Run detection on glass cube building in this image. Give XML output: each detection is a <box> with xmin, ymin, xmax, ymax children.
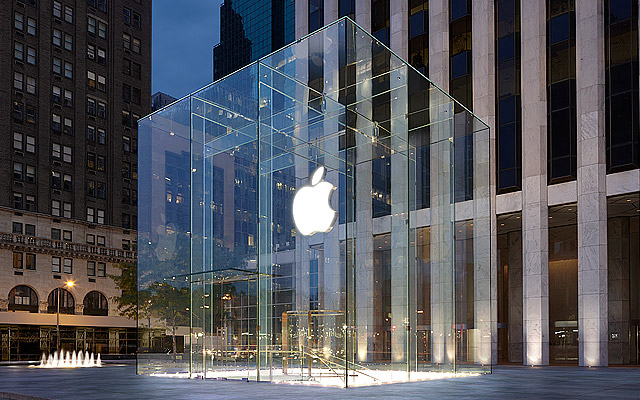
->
<box><xmin>138</xmin><ymin>17</ymin><xmax>491</xmax><ymax>387</ymax></box>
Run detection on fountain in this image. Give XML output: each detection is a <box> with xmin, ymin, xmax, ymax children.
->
<box><xmin>36</xmin><ymin>350</ymin><xmax>102</xmax><ymax>368</ymax></box>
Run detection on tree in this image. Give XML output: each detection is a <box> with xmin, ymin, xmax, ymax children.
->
<box><xmin>148</xmin><ymin>281</ymin><xmax>190</xmax><ymax>354</ymax></box>
<box><xmin>109</xmin><ymin>261</ymin><xmax>138</xmax><ymax>319</ymax></box>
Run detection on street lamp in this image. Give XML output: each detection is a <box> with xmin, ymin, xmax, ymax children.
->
<box><xmin>56</xmin><ymin>280</ymin><xmax>74</xmax><ymax>351</ymax></box>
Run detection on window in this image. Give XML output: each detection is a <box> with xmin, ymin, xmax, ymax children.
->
<box><xmin>123</xmin><ymin>136</ymin><xmax>131</xmax><ymax>152</ymax></box>
<box><xmin>52</xmin><ymin>200</ymin><xmax>61</xmax><ymax>216</ymax></box>
<box><xmin>87</xmin><ymin>125</ymin><xmax>96</xmax><ymax>141</ymax></box>
<box><xmin>132</xmin><ymin>38</ymin><xmax>141</xmax><ymax>54</ymax></box>
<box><xmin>97</xmin><ymin>101</ymin><xmax>106</xmax><ymax>118</ymax></box>
<box><xmin>13</xmin><ymin>162</ymin><xmax>23</xmax><ymax>180</ymax></box>
<box><xmin>52</xmin><ymin>171</ymin><xmax>61</xmax><ymax>189</ymax></box>
<box><xmin>13</xmin><ymin>252</ymin><xmax>23</xmax><ymax>269</ymax></box>
<box><xmin>14</xmin><ymin>193</ymin><xmax>23</xmax><ymax>209</ymax></box>
<box><xmin>27</xmin><ymin>47</ymin><xmax>36</xmax><ymax>65</ymax></box>
<box><xmin>98</xmin><ymin>0</ymin><xmax>106</xmax><ymax>12</ymax></box>
<box><xmin>86</xmin><ymin>234</ymin><xmax>95</xmax><ymax>244</ymax></box>
<box><xmin>15</xmin><ymin>41</ymin><xmax>24</xmax><ymax>60</ymax></box>
<box><xmin>87</xmin><ymin>153</ymin><xmax>96</xmax><ymax>169</ymax></box>
<box><xmin>52</xmin><ymin>228</ymin><xmax>61</xmax><ymax>240</ymax></box>
<box><xmin>97</xmin><ymin>263</ymin><xmax>106</xmax><ymax>277</ymax></box>
<box><xmin>63</xmin><ymin>258</ymin><xmax>72</xmax><ymax>274</ymax></box>
<box><xmin>27</xmin><ymin>18</ymin><xmax>37</xmax><ymax>35</ymax></box>
<box><xmin>64</xmin><ymin>62</ymin><xmax>73</xmax><ymax>79</ymax></box>
<box><xmin>9</xmin><ymin>286</ymin><xmax>38</xmax><ymax>313</ymax></box>
<box><xmin>122</xmin><ymin>239</ymin><xmax>130</xmax><ymax>250</ymax></box>
<box><xmin>131</xmin><ymin>164</ymin><xmax>137</xmax><ymax>180</ymax></box>
<box><xmin>63</xmin><ymin>174</ymin><xmax>72</xmax><ymax>191</ymax></box>
<box><xmin>122</xmin><ymin>213</ymin><xmax>131</xmax><ymax>229</ymax></box>
<box><xmin>122</xmin><ymin>84</ymin><xmax>131</xmax><ymax>102</ymax></box>
<box><xmin>64</xmin><ymin>6</ymin><xmax>73</xmax><ymax>23</ymax></box>
<box><xmin>132</xmin><ymin>190</ymin><xmax>137</xmax><ymax>206</ymax></box>
<box><xmin>63</xmin><ymin>230</ymin><xmax>72</xmax><ymax>241</ymax></box>
<box><xmin>15</xmin><ymin>12</ymin><xmax>24</xmax><ymax>30</ymax></box>
<box><xmin>63</xmin><ymin>146</ymin><xmax>72</xmax><ymax>163</ymax></box>
<box><xmin>53</xmin><ymin>57</ymin><xmax>62</xmax><ymax>75</ymax></box>
<box><xmin>132</xmin><ymin>62</ymin><xmax>141</xmax><ymax>79</ymax></box>
<box><xmin>97</xmin><ymin>75</ymin><xmax>106</xmax><ymax>92</ymax></box>
<box><xmin>86</xmin><ymin>180</ymin><xmax>96</xmax><ymax>196</ymax></box>
<box><xmin>87</xmin><ymin>71</ymin><xmax>96</xmax><ymax>88</ymax></box>
<box><xmin>123</xmin><ymin>7</ymin><xmax>131</xmax><ymax>24</ymax></box>
<box><xmin>14</xmin><ymin>72</ymin><xmax>24</xmax><ymax>90</ymax></box>
<box><xmin>48</xmin><ymin>288</ymin><xmax>74</xmax><ymax>314</ymax></box>
<box><xmin>64</xmin><ymin>118</ymin><xmax>73</xmax><ymax>135</ymax></box>
<box><xmin>97</xmin><ymin>129</ymin><xmax>106</xmax><ymax>144</ymax></box>
<box><xmin>53</xmin><ymin>1</ymin><xmax>62</xmax><ymax>18</ymax></box>
<box><xmin>87</xmin><ymin>97</ymin><xmax>96</xmax><ymax>115</ymax></box>
<box><xmin>64</xmin><ymin>34</ymin><xmax>73</xmax><ymax>51</ymax></box>
<box><xmin>52</xmin><ymin>143</ymin><xmax>61</xmax><ymax>159</ymax></box>
<box><xmin>26</xmin><ymin>165</ymin><xmax>35</xmax><ymax>183</ymax></box>
<box><xmin>132</xmin><ymin>88</ymin><xmax>141</xmax><ymax>105</ymax></box>
<box><xmin>25</xmin><ymin>254</ymin><xmax>36</xmax><ymax>270</ymax></box>
<box><xmin>97</xmin><ymin>48</ymin><xmax>106</xmax><ymax>65</ymax></box>
<box><xmin>86</xmin><ymin>207</ymin><xmax>95</xmax><ymax>222</ymax></box>
<box><xmin>123</xmin><ymin>33</ymin><xmax>131</xmax><ymax>50</ymax></box>
<box><xmin>26</xmin><ymin>105</ymin><xmax>36</xmax><ymax>124</ymax></box>
<box><xmin>122</xmin><ymin>162</ymin><xmax>130</xmax><ymax>178</ymax></box>
<box><xmin>64</xmin><ymin>89</ymin><xmax>72</xmax><ymax>107</ymax></box>
<box><xmin>52</xmin><ymin>114</ymin><xmax>62</xmax><ymax>132</ymax></box>
<box><xmin>97</xmin><ymin>209</ymin><xmax>105</xmax><ymax>224</ymax></box>
<box><xmin>52</xmin><ymin>257</ymin><xmax>61</xmax><ymax>272</ymax></box>
<box><xmin>13</xmin><ymin>132</ymin><xmax>23</xmax><ymax>150</ymax></box>
<box><xmin>83</xmin><ymin>290</ymin><xmax>108</xmax><ymax>315</ymax></box>
<box><xmin>53</xmin><ymin>29</ymin><xmax>62</xmax><ymax>47</ymax></box>
<box><xmin>97</xmin><ymin>235</ymin><xmax>105</xmax><ymax>246</ymax></box>
<box><xmin>122</xmin><ymin>188</ymin><xmax>130</xmax><ymax>204</ymax></box>
<box><xmin>87</xmin><ymin>261</ymin><xmax>96</xmax><ymax>276</ymax></box>
<box><xmin>25</xmin><ymin>224</ymin><xmax>35</xmax><ymax>236</ymax></box>
<box><xmin>97</xmin><ymin>182</ymin><xmax>106</xmax><ymax>199</ymax></box>
<box><xmin>87</xmin><ymin>43</ymin><xmax>95</xmax><ymax>60</ymax></box>
<box><xmin>13</xmin><ymin>101</ymin><xmax>23</xmax><ymax>121</ymax></box>
<box><xmin>133</xmin><ymin>12</ymin><xmax>141</xmax><ymax>29</ymax></box>
<box><xmin>26</xmin><ymin>76</ymin><xmax>36</xmax><ymax>94</ymax></box>
<box><xmin>63</xmin><ymin>202</ymin><xmax>71</xmax><ymax>219</ymax></box>
<box><xmin>25</xmin><ymin>195</ymin><xmax>35</xmax><ymax>211</ymax></box>
<box><xmin>98</xmin><ymin>21</ymin><xmax>107</xmax><ymax>38</ymax></box>
<box><xmin>26</xmin><ymin>135</ymin><xmax>35</xmax><ymax>153</ymax></box>
<box><xmin>88</xmin><ymin>16</ymin><xmax>96</xmax><ymax>34</ymax></box>
<box><xmin>123</xmin><ymin>59</ymin><xmax>131</xmax><ymax>75</ymax></box>
<box><xmin>13</xmin><ymin>222</ymin><xmax>23</xmax><ymax>234</ymax></box>
<box><xmin>122</xmin><ymin>110</ymin><xmax>131</xmax><ymax>126</ymax></box>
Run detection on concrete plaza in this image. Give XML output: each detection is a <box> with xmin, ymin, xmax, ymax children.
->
<box><xmin>0</xmin><ymin>365</ymin><xmax>639</xmax><ymax>399</ymax></box>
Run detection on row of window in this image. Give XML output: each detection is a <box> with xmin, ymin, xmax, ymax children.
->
<box><xmin>87</xmin><ymin>16</ymin><xmax>107</xmax><ymax>39</ymax></box>
<box><xmin>86</xmin><ymin>207</ymin><xmax>105</xmax><ymax>224</ymax></box>
<box><xmin>13</xmin><ymin>72</ymin><xmax>36</xmax><ymax>94</ymax></box>
<box><xmin>12</xmin><ymin>193</ymin><xmax>36</xmax><ymax>211</ymax></box>
<box><xmin>52</xmin><ymin>29</ymin><xmax>73</xmax><ymax>51</ymax></box>
<box><xmin>13</xmin><ymin>163</ymin><xmax>36</xmax><ymax>183</ymax></box>
<box><xmin>86</xmin><ymin>180</ymin><xmax>107</xmax><ymax>199</ymax></box>
<box><xmin>87</xmin><ymin>0</ymin><xmax>108</xmax><ymax>12</ymax></box>
<box><xmin>51</xmin><ymin>171</ymin><xmax>73</xmax><ymax>191</ymax></box>
<box><xmin>14</xmin><ymin>42</ymin><xmax>37</xmax><ymax>65</ymax></box>
<box><xmin>14</xmin><ymin>12</ymin><xmax>37</xmax><ymax>35</ymax></box>
<box><xmin>52</xmin><ymin>1</ymin><xmax>74</xmax><ymax>23</ymax></box>
<box><xmin>13</xmin><ymin>101</ymin><xmax>36</xmax><ymax>124</ymax></box>
<box><xmin>12</xmin><ymin>222</ymin><xmax>35</xmax><ymax>236</ymax></box>
<box><xmin>52</xmin><ymin>85</ymin><xmax>73</xmax><ymax>107</ymax></box>
<box><xmin>122</xmin><ymin>33</ymin><xmax>141</xmax><ymax>54</ymax></box>
<box><xmin>52</xmin><ymin>113</ymin><xmax>73</xmax><ymax>135</ymax></box>
<box><xmin>87</xmin><ymin>44</ymin><xmax>107</xmax><ymax>65</ymax></box>
<box><xmin>13</xmin><ymin>132</ymin><xmax>36</xmax><ymax>153</ymax></box>
<box><xmin>10</xmin><ymin>286</ymin><xmax>109</xmax><ymax>316</ymax></box>
<box><xmin>122</xmin><ymin>7</ymin><xmax>142</xmax><ymax>28</ymax></box>
<box><xmin>12</xmin><ymin>223</ymin><xmax>124</xmax><ymax>249</ymax></box>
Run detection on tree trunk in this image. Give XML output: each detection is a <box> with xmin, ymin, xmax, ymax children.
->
<box><xmin>172</xmin><ymin>321</ymin><xmax>177</xmax><ymax>355</ymax></box>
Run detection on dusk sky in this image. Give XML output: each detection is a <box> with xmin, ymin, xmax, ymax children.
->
<box><xmin>152</xmin><ymin>0</ymin><xmax>224</xmax><ymax>99</ymax></box>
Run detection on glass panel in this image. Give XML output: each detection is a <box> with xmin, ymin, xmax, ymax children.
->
<box><xmin>138</xmin><ymin>17</ymin><xmax>491</xmax><ymax>387</ymax></box>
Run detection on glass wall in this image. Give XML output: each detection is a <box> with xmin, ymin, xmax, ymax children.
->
<box><xmin>548</xmin><ymin>204</ymin><xmax>578</xmax><ymax>364</ymax></box>
<box><xmin>138</xmin><ymin>17</ymin><xmax>491</xmax><ymax>387</ymax></box>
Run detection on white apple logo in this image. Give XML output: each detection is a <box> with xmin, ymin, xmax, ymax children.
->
<box><xmin>292</xmin><ymin>166</ymin><xmax>337</xmax><ymax>236</ymax></box>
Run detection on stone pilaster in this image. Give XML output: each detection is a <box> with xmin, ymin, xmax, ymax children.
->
<box><xmin>472</xmin><ymin>0</ymin><xmax>496</xmax><ymax>366</ymax></box>
<box><xmin>428</xmin><ymin>0</ymin><xmax>449</xmax><ymax>90</ymax></box>
<box><xmin>520</xmin><ymin>0</ymin><xmax>549</xmax><ymax>366</ymax></box>
<box><xmin>576</xmin><ymin>0</ymin><xmax>608</xmax><ymax>367</ymax></box>
<box><xmin>295</xmin><ymin>0</ymin><xmax>309</xmax><ymax>40</ymax></box>
<box><xmin>390</xmin><ymin>0</ymin><xmax>408</xmax><ymax>59</ymax></box>
<box><xmin>607</xmin><ymin>217</ymin><xmax>630</xmax><ymax>365</ymax></box>
<box><xmin>355</xmin><ymin>0</ymin><xmax>371</xmax><ymax>32</ymax></box>
<box><xmin>507</xmin><ymin>231</ymin><xmax>523</xmax><ymax>363</ymax></box>
<box><xmin>325</xmin><ymin>0</ymin><xmax>338</xmax><ymax>23</ymax></box>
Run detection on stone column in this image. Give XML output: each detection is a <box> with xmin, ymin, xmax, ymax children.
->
<box><xmin>507</xmin><ymin>231</ymin><xmax>524</xmax><ymax>363</ymax></box>
<box><xmin>390</xmin><ymin>0</ymin><xmax>409</xmax><ymax>59</ymax></box>
<box><xmin>295</xmin><ymin>0</ymin><xmax>309</xmax><ymax>40</ymax></box>
<box><xmin>428</xmin><ymin>0</ymin><xmax>449</xmax><ymax>90</ymax></box>
<box><xmin>576</xmin><ymin>0</ymin><xmax>608</xmax><ymax>367</ymax></box>
<box><xmin>472</xmin><ymin>0</ymin><xmax>496</xmax><ymax>365</ymax></box>
<box><xmin>520</xmin><ymin>0</ymin><xmax>549</xmax><ymax>366</ymax></box>
<box><xmin>325</xmin><ymin>0</ymin><xmax>338</xmax><ymax>23</ymax></box>
<box><xmin>355</xmin><ymin>0</ymin><xmax>371</xmax><ymax>32</ymax></box>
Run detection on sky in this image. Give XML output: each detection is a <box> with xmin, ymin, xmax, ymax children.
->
<box><xmin>152</xmin><ymin>0</ymin><xmax>224</xmax><ymax>99</ymax></box>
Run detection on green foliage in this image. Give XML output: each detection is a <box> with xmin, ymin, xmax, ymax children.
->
<box><xmin>109</xmin><ymin>261</ymin><xmax>139</xmax><ymax>319</ymax></box>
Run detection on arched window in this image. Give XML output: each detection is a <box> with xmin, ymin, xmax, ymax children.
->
<box><xmin>83</xmin><ymin>291</ymin><xmax>108</xmax><ymax>316</ymax></box>
<box><xmin>47</xmin><ymin>288</ymin><xmax>75</xmax><ymax>314</ymax></box>
<box><xmin>8</xmin><ymin>285</ymin><xmax>38</xmax><ymax>313</ymax></box>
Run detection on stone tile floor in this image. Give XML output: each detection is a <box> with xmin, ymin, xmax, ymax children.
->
<box><xmin>0</xmin><ymin>364</ymin><xmax>639</xmax><ymax>399</ymax></box>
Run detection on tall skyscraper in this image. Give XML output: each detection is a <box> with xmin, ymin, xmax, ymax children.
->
<box><xmin>212</xmin><ymin>0</ymin><xmax>295</xmax><ymax>80</ymax></box>
<box><xmin>290</xmin><ymin>0</ymin><xmax>640</xmax><ymax>368</ymax></box>
<box><xmin>0</xmin><ymin>0</ymin><xmax>151</xmax><ymax>359</ymax></box>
